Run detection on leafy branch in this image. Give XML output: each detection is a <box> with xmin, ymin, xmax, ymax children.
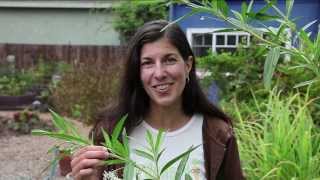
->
<box><xmin>32</xmin><ymin>110</ymin><xmax>199</xmax><ymax>180</ymax></box>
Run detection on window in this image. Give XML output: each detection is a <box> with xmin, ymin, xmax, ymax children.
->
<box><xmin>213</xmin><ymin>32</ymin><xmax>250</xmax><ymax>53</ymax></box>
<box><xmin>186</xmin><ymin>28</ymin><xmax>251</xmax><ymax>56</ymax></box>
<box><xmin>192</xmin><ymin>33</ymin><xmax>212</xmax><ymax>57</ymax></box>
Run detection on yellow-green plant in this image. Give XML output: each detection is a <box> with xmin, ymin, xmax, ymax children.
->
<box><xmin>232</xmin><ymin>89</ymin><xmax>320</xmax><ymax>179</ymax></box>
<box><xmin>32</xmin><ymin>110</ymin><xmax>198</xmax><ymax>180</ymax></box>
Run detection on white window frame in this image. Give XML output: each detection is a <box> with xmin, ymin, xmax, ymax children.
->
<box><xmin>186</xmin><ymin>28</ymin><xmax>251</xmax><ymax>54</ymax></box>
<box><xmin>187</xmin><ymin>27</ymin><xmax>291</xmax><ymax>56</ymax></box>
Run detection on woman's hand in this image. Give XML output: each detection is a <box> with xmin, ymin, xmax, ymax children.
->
<box><xmin>71</xmin><ymin>145</ymin><xmax>108</xmax><ymax>180</ymax></box>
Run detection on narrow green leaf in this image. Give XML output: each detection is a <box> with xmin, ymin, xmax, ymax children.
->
<box><xmin>175</xmin><ymin>147</ymin><xmax>191</xmax><ymax>180</ymax></box>
<box><xmin>104</xmin><ymin>159</ymin><xmax>126</xmax><ymax>166</ymax></box>
<box><xmin>155</xmin><ymin>129</ymin><xmax>164</xmax><ymax>154</ymax></box>
<box><xmin>293</xmin><ymin>79</ymin><xmax>319</xmax><ymax>88</ymax></box>
<box><xmin>122</xmin><ymin>128</ymin><xmax>130</xmax><ymax>156</ymax></box>
<box><xmin>185</xmin><ymin>173</ymin><xmax>193</xmax><ymax>180</ymax></box>
<box><xmin>134</xmin><ymin>149</ymin><xmax>154</xmax><ymax>161</ymax></box>
<box><xmin>101</xmin><ymin>128</ymin><xmax>112</xmax><ymax>148</ymax></box>
<box><xmin>160</xmin><ymin>145</ymin><xmax>200</xmax><ymax>175</ymax></box>
<box><xmin>247</xmin><ymin>0</ymin><xmax>254</xmax><ymax>13</ymax></box>
<box><xmin>112</xmin><ymin>114</ymin><xmax>128</xmax><ymax>143</ymax></box>
<box><xmin>156</xmin><ymin>148</ymin><xmax>166</xmax><ymax>163</ymax></box>
<box><xmin>263</xmin><ymin>47</ymin><xmax>281</xmax><ymax>90</ymax></box>
<box><xmin>285</xmin><ymin>0</ymin><xmax>294</xmax><ymax>18</ymax></box>
<box><xmin>161</xmin><ymin>9</ymin><xmax>200</xmax><ymax>32</ymax></box>
<box><xmin>124</xmin><ymin>162</ymin><xmax>135</xmax><ymax>180</ymax></box>
<box><xmin>113</xmin><ymin>140</ymin><xmax>127</xmax><ymax>157</ymax></box>
<box><xmin>31</xmin><ymin>130</ymin><xmax>90</xmax><ymax>145</ymax></box>
<box><xmin>231</xmin><ymin>10</ymin><xmax>244</xmax><ymax>22</ymax></box>
<box><xmin>241</xmin><ymin>2</ymin><xmax>248</xmax><ymax>21</ymax></box>
<box><xmin>313</xmin><ymin>30</ymin><xmax>320</xmax><ymax>62</ymax></box>
<box><xmin>217</xmin><ymin>0</ymin><xmax>229</xmax><ymax>17</ymax></box>
<box><xmin>301</xmin><ymin>19</ymin><xmax>317</xmax><ymax>31</ymax></box>
<box><xmin>146</xmin><ymin>130</ymin><xmax>155</xmax><ymax>151</ymax></box>
<box><xmin>49</xmin><ymin>109</ymin><xmax>68</xmax><ymax>133</ymax></box>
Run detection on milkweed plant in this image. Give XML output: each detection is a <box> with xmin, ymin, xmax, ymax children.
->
<box><xmin>32</xmin><ymin>110</ymin><xmax>199</xmax><ymax>180</ymax></box>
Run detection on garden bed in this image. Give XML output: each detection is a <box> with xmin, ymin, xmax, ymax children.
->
<box><xmin>0</xmin><ymin>94</ymin><xmax>37</xmax><ymax>110</ymax></box>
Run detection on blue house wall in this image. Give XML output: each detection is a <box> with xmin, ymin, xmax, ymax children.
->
<box><xmin>170</xmin><ymin>0</ymin><xmax>320</xmax><ymax>36</ymax></box>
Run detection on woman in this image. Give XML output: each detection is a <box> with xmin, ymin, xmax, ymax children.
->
<box><xmin>71</xmin><ymin>20</ymin><xmax>244</xmax><ymax>180</ymax></box>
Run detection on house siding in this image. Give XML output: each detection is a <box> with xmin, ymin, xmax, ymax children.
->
<box><xmin>0</xmin><ymin>3</ymin><xmax>120</xmax><ymax>45</ymax></box>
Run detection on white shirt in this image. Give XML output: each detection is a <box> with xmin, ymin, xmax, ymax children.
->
<box><xmin>129</xmin><ymin>114</ymin><xmax>206</xmax><ymax>180</ymax></box>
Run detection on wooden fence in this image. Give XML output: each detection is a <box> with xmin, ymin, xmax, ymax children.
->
<box><xmin>0</xmin><ymin>43</ymin><xmax>126</xmax><ymax>69</ymax></box>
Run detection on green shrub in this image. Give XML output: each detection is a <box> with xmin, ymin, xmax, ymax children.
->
<box><xmin>229</xmin><ymin>90</ymin><xmax>320</xmax><ymax>179</ymax></box>
<box><xmin>198</xmin><ymin>44</ymin><xmax>268</xmax><ymax>101</ymax></box>
<box><xmin>50</xmin><ymin>60</ymin><xmax>122</xmax><ymax>125</ymax></box>
<box><xmin>113</xmin><ymin>0</ymin><xmax>168</xmax><ymax>43</ymax></box>
<box><xmin>0</xmin><ymin>59</ymin><xmax>66</xmax><ymax>96</ymax></box>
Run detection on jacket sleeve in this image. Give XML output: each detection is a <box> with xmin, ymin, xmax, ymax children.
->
<box><xmin>217</xmin><ymin>134</ymin><xmax>245</xmax><ymax>180</ymax></box>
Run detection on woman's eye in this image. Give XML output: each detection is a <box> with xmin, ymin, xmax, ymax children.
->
<box><xmin>165</xmin><ymin>58</ymin><xmax>177</xmax><ymax>64</ymax></box>
<box><xmin>141</xmin><ymin>61</ymin><xmax>152</xmax><ymax>67</ymax></box>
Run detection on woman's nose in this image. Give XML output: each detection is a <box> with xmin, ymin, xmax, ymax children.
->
<box><xmin>154</xmin><ymin>63</ymin><xmax>166</xmax><ymax>80</ymax></box>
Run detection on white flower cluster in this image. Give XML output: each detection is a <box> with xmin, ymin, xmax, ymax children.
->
<box><xmin>103</xmin><ymin>170</ymin><xmax>122</xmax><ymax>180</ymax></box>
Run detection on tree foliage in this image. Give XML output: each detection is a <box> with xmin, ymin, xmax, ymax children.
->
<box><xmin>113</xmin><ymin>1</ymin><xmax>168</xmax><ymax>43</ymax></box>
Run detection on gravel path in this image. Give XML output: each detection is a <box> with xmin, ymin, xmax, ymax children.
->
<box><xmin>0</xmin><ymin>111</ymin><xmax>91</xmax><ymax>180</ymax></box>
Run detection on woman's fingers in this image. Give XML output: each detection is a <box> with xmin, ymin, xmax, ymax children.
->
<box><xmin>73</xmin><ymin>168</ymin><xmax>97</xmax><ymax>180</ymax></box>
<box><xmin>73</xmin><ymin>145</ymin><xmax>108</xmax><ymax>158</ymax></box>
<box><xmin>72</xmin><ymin>159</ymin><xmax>101</xmax><ymax>175</ymax></box>
<box><xmin>71</xmin><ymin>145</ymin><xmax>108</xmax><ymax>180</ymax></box>
<box><xmin>71</xmin><ymin>149</ymin><xmax>108</xmax><ymax>168</ymax></box>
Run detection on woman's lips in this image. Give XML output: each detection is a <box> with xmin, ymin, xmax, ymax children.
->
<box><xmin>152</xmin><ymin>83</ymin><xmax>173</xmax><ymax>93</ymax></box>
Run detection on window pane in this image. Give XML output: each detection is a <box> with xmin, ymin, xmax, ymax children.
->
<box><xmin>192</xmin><ymin>34</ymin><xmax>203</xmax><ymax>45</ymax></box>
<box><xmin>239</xmin><ymin>35</ymin><xmax>248</xmax><ymax>45</ymax></box>
<box><xmin>193</xmin><ymin>47</ymin><xmax>211</xmax><ymax>57</ymax></box>
<box><xmin>204</xmin><ymin>34</ymin><xmax>212</xmax><ymax>45</ymax></box>
<box><xmin>216</xmin><ymin>35</ymin><xmax>225</xmax><ymax>45</ymax></box>
<box><xmin>227</xmin><ymin>35</ymin><xmax>236</xmax><ymax>45</ymax></box>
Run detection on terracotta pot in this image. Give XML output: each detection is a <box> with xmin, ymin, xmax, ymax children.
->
<box><xmin>59</xmin><ymin>153</ymin><xmax>72</xmax><ymax>176</ymax></box>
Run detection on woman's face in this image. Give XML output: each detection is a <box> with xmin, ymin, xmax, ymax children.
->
<box><xmin>140</xmin><ymin>37</ymin><xmax>192</xmax><ymax>108</ymax></box>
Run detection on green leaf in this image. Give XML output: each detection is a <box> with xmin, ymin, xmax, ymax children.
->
<box><xmin>293</xmin><ymin>79</ymin><xmax>319</xmax><ymax>88</ymax></box>
<box><xmin>104</xmin><ymin>159</ymin><xmax>126</xmax><ymax>166</ymax></box>
<box><xmin>146</xmin><ymin>130</ymin><xmax>155</xmax><ymax>151</ymax></box>
<box><xmin>241</xmin><ymin>2</ymin><xmax>248</xmax><ymax>22</ymax></box>
<box><xmin>122</xmin><ymin>128</ymin><xmax>130</xmax><ymax>156</ymax></box>
<box><xmin>174</xmin><ymin>147</ymin><xmax>191</xmax><ymax>180</ymax></box>
<box><xmin>301</xmin><ymin>19</ymin><xmax>317</xmax><ymax>31</ymax></box>
<box><xmin>112</xmin><ymin>114</ymin><xmax>128</xmax><ymax>143</ymax></box>
<box><xmin>185</xmin><ymin>173</ymin><xmax>193</xmax><ymax>180</ymax></box>
<box><xmin>101</xmin><ymin>128</ymin><xmax>112</xmax><ymax>148</ymax></box>
<box><xmin>217</xmin><ymin>0</ymin><xmax>229</xmax><ymax>17</ymax></box>
<box><xmin>160</xmin><ymin>145</ymin><xmax>200</xmax><ymax>175</ymax></box>
<box><xmin>113</xmin><ymin>140</ymin><xmax>128</xmax><ymax>157</ymax></box>
<box><xmin>161</xmin><ymin>9</ymin><xmax>200</xmax><ymax>32</ymax></box>
<box><xmin>31</xmin><ymin>130</ymin><xmax>90</xmax><ymax>145</ymax></box>
<box><xmin>124</xmin><ymin>162</ymin><xmax>135</xmax><ymax>180</ymax></box>
<box><xmin>285</xmin><ymin>0</ymin><xmax>294</xmax><ymax>18</ymax></box>
<box><xmin>263</xmin><ymin>47</ymin><xmax>281</xmax><ymax>90</ymax></box>
<box><xmin>134</xmin><ymin>149</ymin><xmax>154</xmax><ymax>161</ymax></box>
<box><xmin>49</xmin><ymin>109</ymin><xmax>79</xmax><ymax>137</ymax></box>
<box><xmin>231</xmin><ymin>10</ymin><xmax>244</xmax><ymax>22</ymax></box>
<box><xmin>49</xmin><ymin>109</ymin><xmax>68</xmax><ymax>133</ymax></box>
<box><xmin>313</xmin><ymin>30</ymin><xmax>320</xmax><ymax>62</ymax></box>
<box><xmin>156</xmin><ymin>148</ymin><xmax>166</xmax><ymax>163</ymax></box>
<box><xmin>155</xmin><ymin>129</ymin><xmax>164</xmax><ymax>154</ymax></box>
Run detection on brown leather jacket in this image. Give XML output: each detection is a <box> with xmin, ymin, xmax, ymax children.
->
<box><xmin>96</xmin><ymin>116</ymin><xmax>245</xmax><ymax>180</ymax></box>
